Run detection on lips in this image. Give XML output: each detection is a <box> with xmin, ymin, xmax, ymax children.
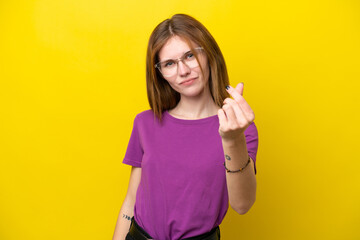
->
<box><xmin>180</xmin><ymin>77</ymin><xmax>197</xmax><ymax>84</ymax></box>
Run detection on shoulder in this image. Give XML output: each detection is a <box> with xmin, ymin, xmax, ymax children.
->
<box><xmin>135</xmin><ymin>109</ymin><xmax>156</xmax><ymax>121</ymax></box>
<box><xmin>133</xmin><ymin>109</ymin><xmax>160</xmax><ymax>126</ymax></box>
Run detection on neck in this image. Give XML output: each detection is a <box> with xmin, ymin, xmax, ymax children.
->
<box><xmin>168</xmin><ymin>85</ymin><xmax>220</xmax><ymax>119</ymax></box>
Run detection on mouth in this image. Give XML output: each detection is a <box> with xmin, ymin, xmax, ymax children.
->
<box><xmin>180</xmin><ymin>77</ymin><xmax>197</xmax><ymax>85</ymax></box>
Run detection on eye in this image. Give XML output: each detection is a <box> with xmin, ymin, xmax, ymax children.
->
<box><xmin>185</xmin><ymin>52</ymin><xmax>194</xmax><ymax>59</ymax></box>
<box><xmin>163</xmin><ymin>61</ymin><xmax>175</xmax><ymax>68</ymax></box>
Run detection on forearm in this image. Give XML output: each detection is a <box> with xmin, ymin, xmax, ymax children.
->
<box><xmin>222</xmin><ymin>133</ymin><xmax>257</xmax><ymax>214</ymax></box>
<box><xmin>112</xmin><ymin>203</ymin><xmax>134</xmax><ymax>240</ymax></box>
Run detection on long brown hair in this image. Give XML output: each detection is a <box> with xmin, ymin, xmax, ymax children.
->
<box><xmin>146</xmin><ymin>14</ymin><xmax>230</xmax><ymax>122</ymax></box>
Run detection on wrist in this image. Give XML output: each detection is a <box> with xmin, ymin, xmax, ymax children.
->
<box><xmin>221</xmin><ymin>133</ymin><xmax>246</xmax><ymax>146</ymax></box>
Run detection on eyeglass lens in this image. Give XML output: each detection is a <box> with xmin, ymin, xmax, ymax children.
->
<box><xmin>157</xmin><ymin>48</ymin><xmax>202</xmax><ymax>77</ymax></box>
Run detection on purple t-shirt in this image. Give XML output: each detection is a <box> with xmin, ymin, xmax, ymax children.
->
<box><xmin>123</xmin><ymin>109</ymin><xmax>258</xmax><ymax>240</ymax></box>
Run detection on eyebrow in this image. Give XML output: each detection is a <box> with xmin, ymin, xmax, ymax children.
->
<box><xmin>160</xmin><ymin>49</ymin><xmax>193</xmax><ymax>62</ymax></box>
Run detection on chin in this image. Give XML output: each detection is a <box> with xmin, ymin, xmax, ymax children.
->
<box><xmin>180</xmin><ymin>88</ymin><xmax>206</xmax><ymax>98</ymax></box>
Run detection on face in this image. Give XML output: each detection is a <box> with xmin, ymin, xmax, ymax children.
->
<box><xmin>157</xmin><ymin>35</ymin><xmax>210</xmax><ymax>98</ymax></box>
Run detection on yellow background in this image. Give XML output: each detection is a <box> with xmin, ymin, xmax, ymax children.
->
<box><xmin>0</xmin><ymin>0</ymin><xmax>359</xmax><ymax>239</ymax></box>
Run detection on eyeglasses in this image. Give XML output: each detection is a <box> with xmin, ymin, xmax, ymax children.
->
<box><xmin>154</xmin><ymin>47</ymin><xmax>204</xmax><ymax>77</ymax></box>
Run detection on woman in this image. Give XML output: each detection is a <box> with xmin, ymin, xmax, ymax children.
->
<box><xmin>113</xmin><ymin>13</ymin><xmax>258</xmax><ymax>240</ymax></box>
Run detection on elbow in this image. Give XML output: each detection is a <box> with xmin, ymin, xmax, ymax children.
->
<box><xmin>232</xmin><ymin>205</ymin><xmax>252</xmax><ymax>215</ymax></box>
<box><xmin>231</xmin><ymin>199</ymin><xmax>256</xmax><ymax>215</ymax></box>
<box><xmin>233</xmin><ymin>206</ymin><xmax>250</xmax><ymax>215</ymax></box>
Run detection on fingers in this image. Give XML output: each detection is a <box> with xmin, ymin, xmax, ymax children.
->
<box><xmin>226</xmin><ymin>84</ymin><xmax>243</xmax><ymax>102</ymax></box>
<box><xmin>225</xmin><ymin>84</ymin><xmax>255</xmax><ymax>122</ymax></box>
<box><xmin>222</xmin><ymin>103</ymin><xmax>238</xmax><ymax>127</ymax></box>
<box><xmin>219</xmin><ymin>83</ymin><xmax>255</xmax><ymax>139</ymax></box>
<box><xmin>223</xmin><ymin>98</ymin><xmax>249</xmax><ymax>127</ymax></box>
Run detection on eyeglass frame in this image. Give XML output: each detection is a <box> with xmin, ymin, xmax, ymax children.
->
<box><xmin>154</xmin><ymin>47</ymin><xmax>204</xmax><ymax>77</ymax></box>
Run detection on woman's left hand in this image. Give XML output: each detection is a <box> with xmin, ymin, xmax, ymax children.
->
<box><xmin>218</xmin><ymin>83</ymin><xmax>255</xmax><ymax>141</ymax></box>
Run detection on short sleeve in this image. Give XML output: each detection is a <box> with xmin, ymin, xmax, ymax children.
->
<box><xmin>244</xmin><ymin>122</ymin><xmax>259</xmax><ymax>174</ymax></box>
<box><xmin>122</xmin><ymin>115</ymin><xmax>143</xmax><ymax>167</ymax></box>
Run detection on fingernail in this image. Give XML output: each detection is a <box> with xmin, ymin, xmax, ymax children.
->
<box><xmin>225</xmin><ymin>85</ymin><xmax>230</xmax><ymax>90</ymax></box>
<box><xmin>241</xmin><ymin>82</ymin><xmax>244</xmax><ymax>85</ymax></box>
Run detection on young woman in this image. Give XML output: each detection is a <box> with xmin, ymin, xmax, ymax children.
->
<box><xmin>113</xmin><ymin>13</ymin><xmax>258</xmax><ymax>240</ymax></box>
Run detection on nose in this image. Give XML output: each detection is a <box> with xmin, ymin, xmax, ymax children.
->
<box><xmin>177</xmin><ymin>60</ymin><xmax>191</xmax><ymax>77</ymax></box>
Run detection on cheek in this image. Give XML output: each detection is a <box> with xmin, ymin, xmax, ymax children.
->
<box><xmin>199</xmin><ymin>59</ymin><xmax>209</xmax><ymax>77</ymax></box>
<box><xmin>164</xmin><ymin>78</ymin><xmax>180</xmax><ymax>90</ymax></box>
<box><xmin>163</xmin><ymin>76</ymin><xmax>175</xmax><ymax>84</ymax></box>
<box><xmin>200</xmin><ymin>64</ymin><xmax>210</xmax><ymax>81</ymax></box>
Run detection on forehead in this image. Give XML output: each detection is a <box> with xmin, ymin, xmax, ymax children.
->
<box><xmin>158</xmin><ymin>35</ymin><xmax>197</xmax><ymax>61</ymax></box>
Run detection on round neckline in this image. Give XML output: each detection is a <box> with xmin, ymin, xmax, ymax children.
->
<box><xmin>164</xmin><ymin>110</ymin><xmax>218</xmax><ymax>125</ymax></box>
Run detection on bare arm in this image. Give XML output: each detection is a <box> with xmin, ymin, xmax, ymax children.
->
<box><xmin>219</xmin><ymin>83</ymin><xmax>257</xmax><ymax>214</ymax></box>
<box><xmin>222</xmin><ymin>134</ymin><xmax>256</xmax><ymax>214</ymax></box>
<box><xmin>113</xmin><ymin>166</ymin><xmax>141</xmax><ymax>240</ymax></box>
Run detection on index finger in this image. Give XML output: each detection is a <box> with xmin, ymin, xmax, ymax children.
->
<box><xmin>226</xmin><ymin>84</ymin><xmax>254</xmax><ymax>116</ymax></box>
